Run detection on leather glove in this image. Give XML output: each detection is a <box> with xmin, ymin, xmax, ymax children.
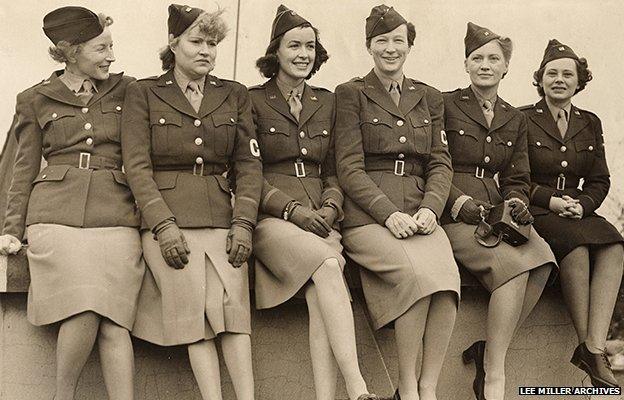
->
<box><xmin>458</xmin><ymin>199</ymin><xmax>493</xmax><ymax>225</ymax></box>
<box><xmin>315</xmin><ymin>205</ymin><xmax>337</xmax><ymax>228</ymax></box>
<box><xmin>290</xmin><ymin>205</ymin><xmax>331</xmax><ymax>238</ymax></box>
<box><xmin>508</xmin><ymin>198</ymin><xmax>534</xmax><ymax>225</ymax></box>
<box><xmin>226</xmin><ymin>223</ymin><xmax>253</xmax><ymax>268</ymax></box>
<box><xmin>154</xmin><ymin>220</ymin><xmax>190</xmax><ymax>269</ymax></box>
<box><xmin>0</xmin><ymin>234</ymin><xmax>22</xmax><ymax>256</ymax></box>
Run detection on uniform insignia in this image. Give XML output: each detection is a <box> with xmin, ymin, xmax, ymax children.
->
<box><xmin>269</xmin><ymin>94</ymin><xmax>277</xmax><ymax>99</ymax></box>
<box><xmin>440</xmin><ymin>130</ymin><xmax>448</xmax><ymax>145</ymax></box>
<box><xmin>558</xmin><ymin>46</ymin><xmax>565</xmax><ymax>51</ymax></box>
<box><xmin>409</xmin><ymin>86</ymin><xmax>415</xmax><ymax>90</ymax></box>
<box><xmin>574</xmin><ymin>110</ymin><xmax>580</xmax><ymax>116</ymax></box>
<box><xmin>185</xmin><ymin>7</ymin><xmax>192</xmax><ymax>12</ymax></box>
<box><xmin>210</xmin><ymin>81</ymin><xmax>217</xmax><ymax>85</ymax></box>
<box><xmin>249</xmin><ymin>139</ymin><xmax>261</xmax><ymax>157</ymax></box>
<box><xmin>461</xmin><ymin>95</ymin><xmax>469</xmax><ymax>100</ymax></box>
<box><xmin>501</xmin><ymin>104</ymin><xmax>507</xmax><ymax>109</ymax></box>
<box><xmin>310</xmin><ymin>96</ymin><xmax>318</xmax><ymax>101</ymax></box>
<box><xmin>165</xmin><ymin>80</ymin><xmax>173</xmax><ymax>85</ymax></box>
<box><xmin>42</xmin><ymin>80</ymin><xmax>50</xmax><ymax>85</ymax></box>
<box><xmin>536</xmin><ymin>108</ymin><xmax>543</xmax><ymax>113</ymax></box>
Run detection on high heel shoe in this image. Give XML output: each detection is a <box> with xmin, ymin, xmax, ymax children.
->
<box><xmin>462</xmin><ymin>340</ymin><xmax>487</xmax><ymax>400</ymax></box>
<box><xmin>571</xmin><ymin>342</ymin><xmax>619</xmax><ymax>388</ymax></box>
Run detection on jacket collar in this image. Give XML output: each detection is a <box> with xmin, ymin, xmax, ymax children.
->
<box><xmin>454</xmin><ymin>86</ymin><xmax>513</xmax><ymax>132</ymax></box>
<box><xmin>362</xmin><ymin>69</ymin><xmax>425</xmax><ymax>119</ymax></box>
<box><xmin>528</xmin><ymin>98</ymin><xmax>588</xmax><ymax>143</ymax></box>
<box><xmin>37</xmin><ymin>70</ymin><xmax>123</xmax><ymax>107</ymax></box>
<box><xmin>264</xmin><ymin>78</ymin><xmax>323</xmax><ymax>128</ymax></box>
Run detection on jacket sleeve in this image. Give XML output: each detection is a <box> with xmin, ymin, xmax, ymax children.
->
<box><xmin>420</xmin><ymin>89</ymin><xmax>452</xmax><ymax>219</ymax></box>
<box><xmin>121</xmin><ymin>81</ymin><xmax>175</xmax><ymax>230</ymax></box>
<box><xmin>229</xmin><ymin>84</ymin><xmax>263</xmax><ymax>225</ymax></box>
<box><xmin>577</xmin><ymin>115</ymin><xmax>610</xmax><ymax>216</ymax></box>
<box><xmin>499</xmin><ymin>113</ymin><xmax>530</xmax><ymax>205</ymax></box>
<box><xmin>3</xmin><ymin>93</ymin><xmax>43</xmax><ymax>241</ymax></box>
<box><xmin>334</xmin><ymin>83</ymin><xmax>399</xmax><ymax>225</ymax></box>
<box><xmin>320</xmin><ymin>96</ymin><xmax>344</xmax><ymax>220</ymax></box>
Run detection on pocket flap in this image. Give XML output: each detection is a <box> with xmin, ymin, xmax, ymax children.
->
<box><xmin>529</xmin><ymin>140</ymin><xmax>553</xmax><ymax>150</ymax></box>
<box><xmin>212</xmin><ymin>112</ymin><xmax>238</xmax><ymax>127</ymax></box>
<box><xmin>33</xmin><ymin>165</ymin><xmax>71</xmax><ymax>183</ymax></box>
<box><xmin>575</xmin><ymin>139</ymin><xmax>595</xmax><ymax>152</ymax></box>
<box><xmin>111</xmin><ymin>170</ymin><xmax>129</xmax><ymax>186</ymax></box>
<box><xmin>361</xmin><ymin>115</ymin><xmax>392</xmax><ymax>128</ymax></box>
<box><xmin>153</xmin><ymin>171</ymin><xmax>178</xmax><ymax>190</ymax></box>
<box><xmin>258</xmin><ymin>118</ymin><xmax>290</xmax><ymax>136</ymax></box>
<box><xmin>149</xmin><ymin>111</ymin><xmax>182</xmax><ymax>127</ymax></box>
<box><xmin>36</xmin><ymin>109</ymin><xmax>74</xmax><ymax>129</ymax></box>
<box><xmin>307</xmin><ymin>120</ymin><xmax>331</xmax><ymax>138</ymax></box>
<box><xmin>101</xmin><ymin>98</ymin><xmax>124</xmax><ymax>114</ymax></box>
<box><xmin>410</xmin><ymin>115</ymin><xmax>431</xmax><ymax>128</ymax></box>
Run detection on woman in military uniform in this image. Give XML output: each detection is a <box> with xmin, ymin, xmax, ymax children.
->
<box><xmin>121</xmin><ymin>5</ymin><xmax>262</xmax><ymax>400</ymax></box>
<box><xmin>0</xmin><ymin>7</ymin><xmax>143</xmax><ymax>399</ymax></box>
<box><xmin>441</xmin><ymin>23</ymin><xmax>556</xmax><ymax>400</ymax></box>
<box><xmin>334</xmin><ymin>6</ymin><xmax>460</xmax><ymax>400</ymax></box>
<box><xmin>250</xmin><ymin>5</ymin><xmax>379</xmax><ymax>400</ymax></box>
<box><xmin>521</xmin><ymin>40</ymin><xmax>623</xmax><ymax>388</ymax></box>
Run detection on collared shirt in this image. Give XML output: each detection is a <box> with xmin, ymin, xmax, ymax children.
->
<box><xmin>173</xmin><ymin>68</ymin><xmax>206</xmax><ymax>94</ymax></box>
<box><xmin>545</xmin><ymin>97</ymin><xmax>572</xmax><ymax>122</ymax></box>
<box><xmin>275</xmin><ymin>76</ymin><xmax>305</xmax><ymax>100</ymax></box>
<box><xmin>374</xmin><ymin>69</ymin><xmax>405</xmax><ymax>93</ymax></box>
<box><xmin>470</xmin><ymin>85</ymin><xmax>497</xmax><ymax>109</ymax></box>
<box><xmin>59</xmin><ymin>69</ymin><xmax>98</xmax><ymax>94</ymax></box>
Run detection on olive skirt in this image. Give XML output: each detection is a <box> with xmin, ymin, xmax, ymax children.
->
<box><xmin>342</xmin><ymin>223</ymin><xmax>460</xmax><ymax>330</ymax></box>
<box><xmin>25</xmin><ymin>223</ymin><xmax>144</xmax><ymax>329</ymax></box>
<box><xmin>253</xmin><ymin>217</ymin><xmax>346</xmax><ymax>309</ymax></box>
<box><xmin>533</xmin><ymin>213</ymin><xmax>623</xmax><ymax>263</ymax></box>
<box><xmin>131</xmin><ymin>228</ymin><xmax>251</xmax><ymax>346</ymax></box>
<box><xmin>443</xmin><ymin>222</ymin><xmax>556</xmax><ymax>292</ymax></box>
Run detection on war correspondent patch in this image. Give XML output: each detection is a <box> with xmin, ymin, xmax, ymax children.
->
<box><xmin>249</xmin><ymin>139</ymin><xmax>261</xmax><ymax>157</ymax></box>
<box><xmin>441</xmin><ymin>130</ymin><xmax>448</xmax><ymax>145</ymax></box>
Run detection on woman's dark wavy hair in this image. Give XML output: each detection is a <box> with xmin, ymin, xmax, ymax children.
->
<box><xmin>255</xmin><ymin>23</ymin><xmax>329</xmax><ymax>79</ymax></box>
<box><xmin>365</xmin><ymin>22</ymin><xmax>416</xmax><ymax>48</ymax></box>
<box><xmin>533</xmin><ymin>57</ymin><xmax>592</xmax><ymax>97</ymax></box>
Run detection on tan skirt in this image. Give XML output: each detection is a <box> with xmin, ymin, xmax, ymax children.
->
<box><xmin>26</xmin><ymin>223</ymin><xmax>144</xmax><ymax>329</ymax></box>
<box><xmin>253</xmin><ymin>218</ymin><xmax>346</xmax><ymax>309</ymax></box>
<box><xmin>443</xmin><ymin>222</ymin><xmax>556</xmax><ymax>291</ymax></box>
<box><xmin>342</xmin><ymin>224</ymin><xmax>460</xmax><ymax>330</ymax></box>
<box><xmin>131</xmin><ymin>228</ymin><xmax>250</xmax><ymax>346</ymax></box>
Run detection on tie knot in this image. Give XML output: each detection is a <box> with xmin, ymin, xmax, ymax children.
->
<box><xmin>188</xmin><ymin>81</ymin><xmax>201</xmax><ymax>94</ymax></box>
<box><xmin>289</xmin><ymin>88</ymin><xmax>301</xmax><ymax>100</ymax></box>
<box><xmin>482</xmin><ymin>99</ymin><xmax>493</xmax><ymax>111</ymax></box>
<box><xmin>558</xmin><ymin>109</ymin><xmax>567</xmax><ymax>120</ymax></box>
<box><xmin>390</xmin><ymin>81</ymin><xmax>400</xmax><ymax>93</ymax></box>
<box><xmin>81</xmin><ymin>79</ymin><xmax>93</xmax><ymax>94</ymax></box>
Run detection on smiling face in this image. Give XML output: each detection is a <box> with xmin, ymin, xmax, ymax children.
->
<box><xmin>69</xmin><ymin>27</ymin><xmax>115</xmax><ymax>80</ymax></box>
<box><xmin>465</xmin><ymin>40</ymin><xmax>508</xmax><ymax>90</ymax></box>
<box><xmin>368</xmin><ymin>24</ymin><xmax>410</xmax><ymax>78</ymax></box>
<box><xmin>171</xmin><ymin>24</ymin><xmax>217</xmax><ymax>80</ymax></box>
<box><xmin>276</xmin><ymin>26</ymin><xmax>316</xmax><ymax>85</ymax></box>
<box><xmin>541</xmin><ymin>58</ymin><xmax>579</xmax><ymax>103</ymax></box>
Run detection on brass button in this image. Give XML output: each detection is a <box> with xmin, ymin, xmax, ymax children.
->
<box><xmin>42</xmin><ymin>174</ymin><xmax>47</xmax><ymax>179</ymax></box>
<box><xmin>486</xmin><ymin>136</ymin><xmax>492</xmax><ymax>143</ymax></box>
<box><xmin>159</xmin><ymin>118</ymin><xmax>166</xmax><ymax>124</ymax></box>
<box><xmin>81</xmin><ymin>107</ymin><xmax>89</xmax><ymax>114</ymax></box>
<box><xmin>484</xmin><ymin>156</ymin><xmax>491</xmax><ymax>163</ymax></box>
<box><xmin>301</xmin><ymin>148</ymin><xmax>308</xmax><ymax>155</ymax></box>
<box><xmin>399</xmin><ymin>136</ymin><xmax>407</xmax><ymax>143</ymax></box>
<box><xmin>424</xmin><ymin>119</ymin><xmax>429</xmax><ymax>124</ymax></box>
<box><xmin>536</xmin><ymin>141</ymin><xmax>541</xmax><ymax>146</ymax></box>
<box><xmin>299</xmin><ymin>131</ymin><xmax>305</xmax><ymax>138</ymax></box>
<box><xmin>322</xmin><ymin>130</ymin><xmax>328</xmax><ymax>136</ymax></box>
<box><xmin>194</xmin><ymin>119</ymin><xmax>201</xmax><ymax>127</ymax></box>
<box><xmin>396</xmin><ymin>120</ymin><xmax>404</xmax><ymax>127</ymax></box>
<box><xmin>560</xmin><ymin>145</ymin><xmax>567</xmax><ymax>152</ymax></box>
<box><xmin>86</xmin><ymin>137</ymin><xmax>93</xmax><ymax>145</ymax></box>
<box><xmin>52</xmin><ymin>113</ymin><xmax>58</xmax><ymax>118</ymax></box>
<box><xmin>398</xmin><ymin>153</ymin><xmax>405</xmax><ymax>159</ymax></box>
<box><xmin>84</xmin><ymin>123</ymin><xmax>92</xmax><ymax>130</ymax></box>
<box><xmin>269</xmin><ymin>127</ymin><xmax>276</xmax><ymax>133</ymax></box>
<box><xmin>507</xmin><ymin>141</ymin><xmax>513</xmax><ymax>147</ymax></box>
<box><xmin>230</xmin><ymin>117</ymin><xmax>235</xmax><ymax>123</ymax></box>
<box><xmin>195</xmin><ymin>137</ymin><xmax>203</xmax><ymax>145</ymax></box>
<box><xmin>195</xmin><ymin>157</ymin><xmax>204</xmax><ymax>165</ymax></box>
<box><xmin>561</xmin><ymin>160</ymin><xmax>568</xmax><ymax>168</ymax></box>
<box><xmin>459</xmin><ymin>129</ymin><xmax>465</xmax><ymax>135</ymax></box>
<box><xmin>115</xmin><ymin>105</ymin><xmax>122</xmax><ymax>111</ymax></box>
<box><xmin>588</xmin><ymin>145</ymin><xmax>594</xmax><ymax>151</ymax></box>
<box><xmin>372</xmin><ymin>118</ymin><xmax>379</xmax><ymax>123</ymax></box>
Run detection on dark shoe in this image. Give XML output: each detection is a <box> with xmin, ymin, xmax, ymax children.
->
<box><xmin>357</xmin><ymin>394</ymin><xmax>381</xmax><ymax>400</ymax></box>
<box><xmin>462</xmin><ymin>340</ymin><xmax>487</xmax><ymax>400</ymax></box>
<box><xmin>393</xmin><ymin>388</ymin><xmax>401</xmax><ymax>400</ymax></box>
<box><xmin>570</xmin><ymin>343</ymin><xmax>619</xmax><ymax>388</ymax></box>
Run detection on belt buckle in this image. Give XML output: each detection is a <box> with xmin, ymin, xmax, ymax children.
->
<box><xmin>394</xmin><ymin>160</ymin><xmax>405</xmax><ymax>176</ymax></box>
<box><xmin>475</xmin><ymin>166</ymin><xmax>485</xmax><ymax>179</ymax></box>
<box><xmin>78</xmin><ymin>152</ymin><xmax>91</xmax><ymax>169</ymax></box>
<box><xmin>295</xmin><ymin>160</ymin><xmax>306</xmax><ymax>178</ymax></box>
<box><xmin>193</xmin><ymin>163</ymin><xmax>204</xmax><ymax>176</ymax></box>
<box><xmin>556</xmin><ymin>175</ymin><xmax>566</xmax><ymax>190</ymax></box>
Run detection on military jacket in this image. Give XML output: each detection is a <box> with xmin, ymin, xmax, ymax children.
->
<box><xmin>520</xmin><ymin>98</ymin><xmax>610</xmax><ymax>217</ymax></box>
<box><xmin>121</xmin><ymin>70</ymin><xmax>262</xmax><ymax>230</ymax></box>
<box><xmin>334</xmin><ymin>70</ymin><xmax>452</xmax><ymax>228</ymax></box>
<box><xmin>248</xmin><ymin>78</ymin><xmax>343</xmax><ymax>220</ymax></box>
<box><xmin>442</xmin><ymin>87</ymin><xmax>530</xmax><ymax>223</ymax></box>
<box><xmin>3</xmin><ymin>71</ymin><xmax>140</xmax><ymax>241</ymax></box>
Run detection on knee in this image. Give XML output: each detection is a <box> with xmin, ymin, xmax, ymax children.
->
<box><xmin>98</xmin><ymin>319</ymin><xmax>129</xmax><ymax>343</ymax></box>
<box><xmin>311</xmin><ymin>258</ymin><xmax>343</xmax><ymax>286</ymax></box>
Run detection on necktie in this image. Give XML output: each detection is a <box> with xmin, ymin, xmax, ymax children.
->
<box><xmin>288</xmin><ymin>88</ymin><xmax>302</xmax><ymax>122</ymax></box>
<box><xmin>186</xmin><ymin>81</ymin><xmax>203</xmax><ymax>113</ymax></box>
<box><xmin>482</xmin><ymin>99</ymin><xmax>494</xmax><ymax>127</ymax></box>
<box><xmin>77</xmin><ymin>80</ymin><xmax>94</xmax><ymax>105</ymax></box>
<box><xmin>389</xmin><ymin>81</ymin><xmax>401</xmax><ymax>107</ymax></box>
<box><xmin>557</xmin><ymin>109</ymin><xmax>568</xmax><ymax>138</ymax></box>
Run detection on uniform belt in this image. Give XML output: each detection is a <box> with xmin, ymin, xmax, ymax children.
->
<box><xmin>453</xmin><ymin>164</ymin><xmax>495</xmax><ymax>179</ymax></box>
<box><xmin>264</xmin><ymin>160</ymin><xmax>321</xmax><ymax>178</ymax></box>
<box><xmin>153</xmin><ymin>163</ymin><xmax>227</xmax><ymax>176</ymax></box>
<box><xmin>532</xmin><ymin>174</ymin><xmax>580</xmax><ymax>191</ymax></box>
<box><xmin>364</xmin><ymin>157</ymin><xmax>424</xmax><ymax>176</ymax></box>
<box><xmin>47</xmin><ymin>153</ymin><xmax>122</xmax><ymax>170</ymax></box>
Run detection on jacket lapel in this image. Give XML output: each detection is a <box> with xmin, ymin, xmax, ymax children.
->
<box><xmin>198</xmin><ymin>75</ymin><xmax>232</xmax><ymax>118</ymax></box>
<box><xmin>564</xmin><ymin>105</ymin><xmax>589</xmax><ymax>142</ymax></box>
<box><xmin>264</xmin><ymin>78</ymin><xmax>298</xmax><ymax>125</ymax></box>
<box><xmin>37</xmin><ymin>71</ymin><xmax>86</xmax><ymax>107</ymax></box>
<box><xmin>488</xmin><ymin>98</ymin><xmax>514</xmax><ymax>132</ymax></box>
<box><xmin>298</xmin><ymin>84</ymin><xmax>322</xmax><ymax>128</ymax></box>
<box><xmin>87</xmin><ymin>72</ymin><xmax>123</xmax><ymax>105</ymax></box>
<box><xmin>362</xmin><ymin>70</ymin><xmax>403</xmax><ymax>119</ymax></box>
<box><xmin>398</xmin><ymin>79</ymin><xmax>425</xmax><ymax>116</ymax></box>
<box><xmin>150</xmin><ymin>70</ymin><xmax>197</xmax><ymax>118</ymax></box>
<box><xmin>528</xmin><ymin>98</ymin><xmax>564</xmax><ymax>144</ymax></box>
<box><xmin>454</xmin><ymin>87</ymin><xmax>489</xmax><ymax>130</ymax></box>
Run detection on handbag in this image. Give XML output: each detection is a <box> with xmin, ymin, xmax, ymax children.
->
<box><xmin>474</xmin><ymin>200</ymin><xmax>531</xmax><ymax>248</ymax></box>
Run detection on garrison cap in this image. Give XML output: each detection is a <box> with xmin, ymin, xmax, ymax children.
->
<box><xmin>464</xmin><ymin>22</ymin><xmax>500</xmax><ymax>58</ymax></box>
<box><xmin>43</xmin><ymin>6</ymin><xmax>103</xmax><ymax>45</ymax></box>
<box><xmin>539</xmin><ymin>39</ymin><xmax>579</xmax><ymax>68</ymax></box>
<box><xmin>270</xmin><ymin>4</ymin><xmax>309</xmax><ymax>41</ymax></box>
<box><xmin>168</xmin><ymin>4</ymin><xmax>204</xmax><ymax>37</ymax></box>
<box><xmin>365</xmin><ymin>5</ymin><xmax>407</xmax><ymax>39</ymax></box>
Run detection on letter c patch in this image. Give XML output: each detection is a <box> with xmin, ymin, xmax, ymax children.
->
<box><xmin>249</xmin><ymin>138</ymin><xmax>261</xmax><ymax>157</ymax></box>
<box><xmin>440</xmin><ymin>130</ymin><xmax>448</xmax><ymax>145</ymax></box>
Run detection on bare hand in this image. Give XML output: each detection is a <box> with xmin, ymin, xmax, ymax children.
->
<box><xmin>0</xmin><ymin>234</ymin><xmax>21</xmax><ymax>256</ymax></box>
<box><xmin>385</xmin><ymin>211</ymin><xmax>419</xmax><ymax>239</ymax></box>
<box><xmin>549</xmin><ymin>197</ymin><xmax>570</xmax><ymax>214</ymax></box>
<box><xmin>413</xmin><ymin>208</ymin><xmax>437</xmax><ymax>235</ymax></box>
<box><xmin>560</xmin><ymin>196</ymin><xmax>583</xmax><ymax>219</ymax></box>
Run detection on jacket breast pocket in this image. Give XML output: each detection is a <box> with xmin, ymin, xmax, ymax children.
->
<box><xmin>410</xmin><ymin>115</ymin><xmax>432</xmax><ymax>155</ymax></box>
<box><xmin>528</xmin><ymin>139</ymin><xmax>554</xmax><ymax>171</ymax></box>
<box><xmin>150</xmin><ymin>111</ymin><xmax>182</xmax><ymax>156</ymax></box>
<box><xmin>360</xmin><ymin>115</ymin><xmax>392</xmax><ymax>152</ymax></box>
<box><xmin>257</xmin><ymin>118</ymin><xmax>291</xmax><ymax>160</ymax></box>
<box><xmin>36</xmin><ymin>108</ymin><xmax>76</xmax><ymax>148</ymax></box>
<box><xmin>212</xmin><ymin>112</ymin><xmax>237</xmax><ymax>156</ymax></box>
<box><xmin>574</xmin><ymin>138</ymin><xmax>596</xmax><ymax>170</ymax></box>
<box><xmin>494</xmin><ymin>130</ymin><xmax>516</xmax><ymax>165</ymax></box>
<box><xmin>307</xmin><ymin>120</ymin><xmax>331</xmax><ymax>159</ymax></box>
<box><xmin>100</xmin><ymin>98</ymin><xmax>124</xmax><ymax>142</ymax></box>
<box><xmin>445</xmin><ymin>117</ymin><xmax>480</xmax><ymax>160</ymax></box>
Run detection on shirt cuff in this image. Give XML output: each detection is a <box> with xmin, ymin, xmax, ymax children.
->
<box><xmin>451</xmin><ymin>195</ymin><xmax>472</xmax><ymax>221</ymax></box>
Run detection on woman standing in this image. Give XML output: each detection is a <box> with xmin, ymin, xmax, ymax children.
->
<box><xmin>250</xmin><ymin>5</ymin><xmax>379</xmax><ymax>400</ymax></box>
<box><xmin>334</xmin><ymin>5</ymin><xmax>460</xmax><ymax>400</ymax></box>
<box><xmin>441</xmin><ymin>23</ymin><xmax>556</xmax><ymax>400</ymax></box>
<box><xmin>0</xmin><ymin>7</ymin><xmax>143</xmax><ymax>399</ymax></box>
<box><xmin>121</xmin><ymin>4</ymin><xmax>262</xmax><ymax>400</ymax></box>
<box><xmin>521</xmin><ymin>40</ymin><xmax>623</xmax><ymax>388</ymax></box>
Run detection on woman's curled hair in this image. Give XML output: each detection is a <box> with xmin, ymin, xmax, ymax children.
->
<box><xmin>532</xmin><ymin>57</ymin><xmax>592</xmax><ymax>97</ymax></box>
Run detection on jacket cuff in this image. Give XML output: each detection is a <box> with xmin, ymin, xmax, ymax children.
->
<box><xmin>530</xmin><ymin>185</ymin><xmax>555</xmax><ymax>209</ymax></box>
<box><xmin>505</xmin><ymin>190</ymin><xmax>529</xmax><ymax>205</ymax></box>
<box><xmin>578</xmin><ymin>194</ymin><xmax>597</xmax><ymax>217</ymax></box>
<box><xmin>370</xmin><ymin>196</ymin><xmax>400</xmax><ymax>225</ymax></box>
<box><xmin>451</xmin><ymin>195</ymin><xmax>472</xmax><ymax>221</ymax></box>
<box><xmin>233</xmin><ymin>196</ymin><xmax>259</xmax><ymax>225</ymax></box>
<box><xmin>142</xmin><ymin>198</ymin><xmax>176</xmax><ymax>231</ymax></box>
<box><xmin>420</xmin><ymin>192</ymin><xmax>446</xmax><ymax>220</ymax></box>
<box><xmin>322</xmin><ymin>198</ymin><xmax>344</xmax><ymax>223</ymax></box>
<box><xmin>262</xmin><ymin>187</ymin><xmax>295</xmax><ymax>219</ymax></box>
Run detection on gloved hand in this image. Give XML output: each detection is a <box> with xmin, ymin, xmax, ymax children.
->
<box><xmin>226</xmin><ymin>223</ymin><xmax>253</xmax><ymax>268</ymax></box>
<box><xmin>458</xmin><ymin>199</ymin><xmax>493</xmax><ymax>225</ymax></box>
<box><xmin>508</xmin><ymin>198</ymin><xmax>534</xmax><ymax>225</ymax></box>
<box><xmin>0</xmin><ymin>234</ymin><xmax>22</xmax><ymax>256</ymax></box>
<box><xmin>290</xmin><ymin>205</ymin><xmax>331</xmax><ymax>238</ymax></box>
<box><xmin>154</xmin><ymin>220</ymin><xmax>190</xmax><ymax>269</ymax></box>
<box><xmin>315</xmin><ymin>206</ymin><xmax>337</xmax><ymax>228</ymax></box>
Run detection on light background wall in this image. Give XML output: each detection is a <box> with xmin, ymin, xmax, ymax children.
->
<box><xmin>2</xmin><ymin>0</ymin><xmax>624</xmax><ymax>216</ymax></box>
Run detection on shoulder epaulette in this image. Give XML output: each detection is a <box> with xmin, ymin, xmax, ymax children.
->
<box><xmin>517</xmin><ymin>104</ymin><xmax>536</xmax><ymax>111</ymax></box>
<box><xmin>309</xmin><ymin>85</ymin><xmax>331</xmax><ymax>92</ymax></box>
<box><xmin>442</xmin><ymin>88</ymin><xmax>461</xmax><ymax>95</ymax></box>
<box><xmin>348</xmin><ymin>76</ymin><xmax>365</xmax><ymax>83</ymax></box>
<box><xmin>248</xmin><ymin>83</ymin><xmax>266</xmax><ymax>90</ymax></box>
<box><xmin>137</xmin><ymin>75</ymin><xmax>159</xmax><ymax>81</ymax></box>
